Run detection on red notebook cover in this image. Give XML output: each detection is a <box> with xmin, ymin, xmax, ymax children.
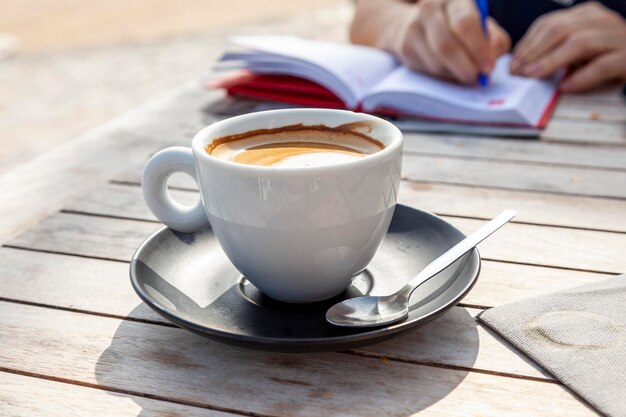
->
<box><xmin>209</xmin><ymin>71</ymin><xmax>559</xmax><ymax>129</ymax></box>
<box><xmin>210</xmin><ymin>71</ymin><xmax>348</xmax><ymax>109</ymax></box>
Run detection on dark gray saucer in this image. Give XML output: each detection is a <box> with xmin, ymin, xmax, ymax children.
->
<box><xmin>130</xmin><ymin>205</ymin><xmax>480</xmax><ymax>352</ymax></box>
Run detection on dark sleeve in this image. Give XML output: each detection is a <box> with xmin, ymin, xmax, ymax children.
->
<box><xmin>488</xmin><ymin>0</ymin><xmax>626</xmax><ymax>46</ymax></box>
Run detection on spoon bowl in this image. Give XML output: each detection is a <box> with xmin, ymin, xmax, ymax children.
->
<box><xmin>326</xmin><ymin>294</ymin><xmax>409</xmax><ymax>327</ymax></box>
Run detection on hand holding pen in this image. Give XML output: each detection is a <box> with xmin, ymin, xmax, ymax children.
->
<box><xmin>361</xmin><ymin>0</ymin><xmax>510</xmax><ymax>85</ymax></box>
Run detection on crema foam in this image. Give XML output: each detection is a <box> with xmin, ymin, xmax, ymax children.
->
<box><xmin>206</xmin><ymin>125</ymin><xmax>384</xmax><ymax>168</ymax></box>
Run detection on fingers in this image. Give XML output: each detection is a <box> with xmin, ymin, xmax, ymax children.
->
<box><xmin>397</xmin><ymin>7</ymin><xmax>454</xmax><ymax>79</ymax></box>
<box><xmin>396</xmin><ymin>0</ymin><xmax>512</xmax><ymax>85</ymax></box>
<box><xmin>446</xmin><ymin>0</ymin><xmax>491</xmax><ymax>72</ymax></box>
<box><xmin>560</xmin><ymin>51</ymin><xmax>626</xmax><ymax>92</ymax></box>
<box><xmin>512</xmin><ymin>13</ymin><xmax>571</xmax><ymax>71</ymax></box>
<box><xmin>401</xmin><ymin>28</ymin><xmax>454</xmax><ymax>79</ymax></box>
<box><xmin>518</xmin><ymin>32</ymin><xmax>609</xmax><ymax>77</ymax></box>
<box><xmin>422</xmin><ymin>0</ymin><xmax>479</xmax><ymax>84</ymax></box>
<box><xmin>511</xmin><ymin>2</ymin><xmax>622</xmax><ymax>75</ymax></box>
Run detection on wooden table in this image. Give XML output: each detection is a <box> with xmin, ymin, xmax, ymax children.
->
<box><xmin>1</xmin><ymin>15</ymin><xmax>626</xmax><ymax>417</ymax></box>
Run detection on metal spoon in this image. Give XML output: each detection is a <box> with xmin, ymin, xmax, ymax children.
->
<box><xmin>326</xmin><ymin>210</ymin><xmax>516</xmax><ymax>327</ymax></box>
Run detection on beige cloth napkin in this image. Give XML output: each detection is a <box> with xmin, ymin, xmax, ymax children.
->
<box><xmin>478</xmin><ymin>274</ymin><xmax>626</xmax><ymax>417</ymax></box>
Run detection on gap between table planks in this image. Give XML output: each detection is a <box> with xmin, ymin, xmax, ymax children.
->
<box><xmin>0</xmin><ymin>81</ymin><xmax>624</xmax><ymax>245</ymax></box>
<box><xmin>0</xmin><ymin>301</ymin><xmax>598</xmax><ymax>417</ymax></box>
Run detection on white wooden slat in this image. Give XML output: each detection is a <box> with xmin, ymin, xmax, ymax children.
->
<box><xmin>554</xmin><ymin>102</ymin><xmax>626</xmax><ymax>123</ymax></box>
<box><xmin>402</xmin><ymin>154</ymin><xmax>626</xmax><ymax>199</ymax></box>
<box><xmin>541</xmin><ymin>118</ymin><xmax>626</xmax><ymax>145</ymax></box>
<box><xmin>402</xmin><ymin>133</ymin><xmax>626</xmax><ymax>170</ymax></box>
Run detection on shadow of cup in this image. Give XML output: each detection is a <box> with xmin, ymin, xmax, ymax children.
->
<box><xmin>95</xmin><ymin>300</ymin><xmax>479</xmax><ymax>416</ymax></box>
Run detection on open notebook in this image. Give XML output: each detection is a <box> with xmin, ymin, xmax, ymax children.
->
<box><xmin>211</xmin><ymin>36</ymin><xmax>560</xmax><ymax>136</ymax></box>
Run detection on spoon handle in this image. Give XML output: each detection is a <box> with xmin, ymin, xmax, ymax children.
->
<box><xmin>406</xmin><ymin>210</ymin><xmax>516</xmax><ymax>293</ymax></box>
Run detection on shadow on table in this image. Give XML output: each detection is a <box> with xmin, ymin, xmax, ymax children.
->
<box><xmin>94</xmin><ymin>301</ymin><xmax>479</xmax><ymax>416</ymax></box>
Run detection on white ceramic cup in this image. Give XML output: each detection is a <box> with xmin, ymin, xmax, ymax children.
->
<box><xmin>142</xmin><ymin>109</ymin><xmax>403</xmax><ymax>302</ymax></box>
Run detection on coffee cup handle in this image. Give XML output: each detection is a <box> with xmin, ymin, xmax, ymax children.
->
<box><xmin>142</xmin><ymin>147</ymin><xmax>210</xmax><ymax>233</ymax></box>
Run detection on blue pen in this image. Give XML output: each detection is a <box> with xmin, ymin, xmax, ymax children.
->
<box><xmin>476</xmin><ymin>0</ymin><xmax>489</xmax><ymax>86</ymax></box>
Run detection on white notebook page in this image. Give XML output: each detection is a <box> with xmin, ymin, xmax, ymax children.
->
<box><xmin>362</xmin><ymin>55</ymin><xmax>557</xmax><ymax>125</ymax></box>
